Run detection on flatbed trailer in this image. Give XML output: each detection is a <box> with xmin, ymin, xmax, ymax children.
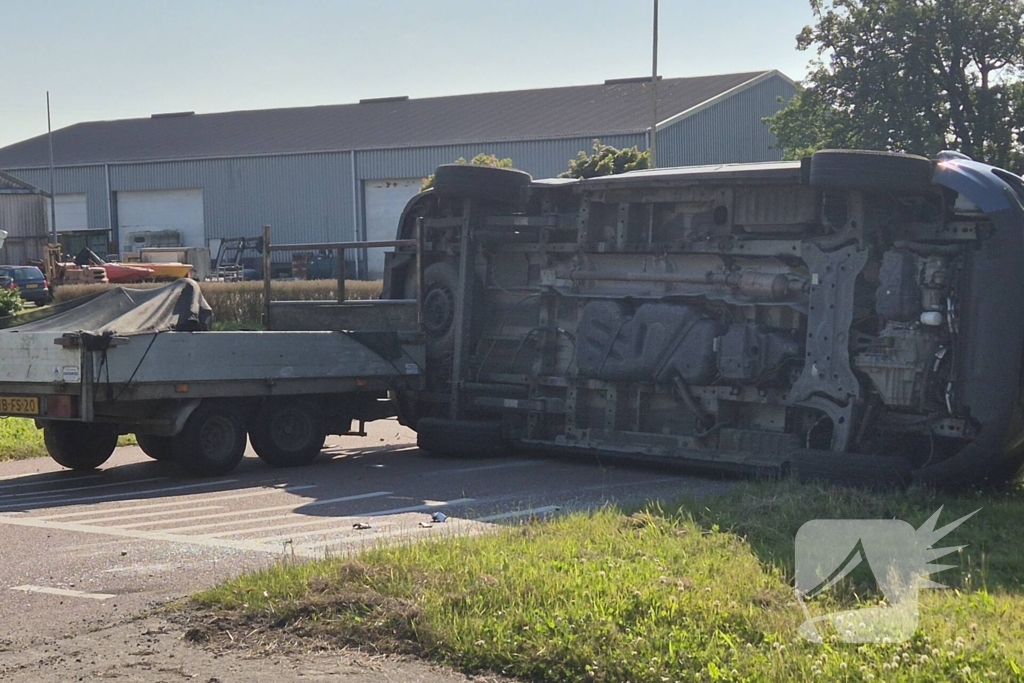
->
<box><xmin>0</xmin><ymin>250</ymin><xmax>424</xmax><ymax>476</ymax></box>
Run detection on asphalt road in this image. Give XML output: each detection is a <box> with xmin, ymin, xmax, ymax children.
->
<box><xmin>0</xmin><ymin>418</ymin><xmax>733</xmax><ymax>681</ymax></box>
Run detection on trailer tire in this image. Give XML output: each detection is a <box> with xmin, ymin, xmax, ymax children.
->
<box><xmin>790</xmin><ymin>449</ymin><xmax>913</xmax><ymax>489</ymax></box>
<box><xmin>136</xmin><ymin>433</ymin><xmax>175</xmax><ymax>462</ymax></box>
<box><xmin>173</xmin><ymin>402</ymin><xmax>248</xmax><ymax>477</ymax></box>
<box><xmin>416</xmin><ymin>418</ymin><xmax>512</xmax><ymax>459</ymax></box>
<box><xmin>43</xmin><ymin>422</ymin><xmax>118</xmax><ymax>471</ymax></box>
<box><xmin>248</xmin><ymin>400</ymin><xmax>326</xmax><ymax>468</ymax></box>
<box><xmin>431</xmin><ymin>164</ymin><xmax>532</xmax><ymax>204</ymax></box>
<box><xmin>809</xmin><ymin>150</ymin><xmax>934</xmax><ymax>193</ymax></box>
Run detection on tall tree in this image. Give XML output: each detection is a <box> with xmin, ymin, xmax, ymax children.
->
<box><xmin>769</xmin><ymin>0</ymin><xmax>1024</xmax><ymax>171</ymax></box>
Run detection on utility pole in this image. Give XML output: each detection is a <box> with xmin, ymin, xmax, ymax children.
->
<box><xmin>46</xmin><ymin>92</ymin><xmax>57</xmax><ymax>243</ymax></box>
<box><xmin>650</xmin><ymin>0</ymin><xmax>659</xmax><ymax>169</ymax></box>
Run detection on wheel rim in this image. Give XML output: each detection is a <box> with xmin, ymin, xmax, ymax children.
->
<box><xmin>423</xmin><ymin>284</ymin><xmax>455</xmax><ymax>337</ymax></box>
<box><xmin>269</xmin><ymin>409</ymin><xmax>314</xmax><ymax>452</ymax></box>
<box><xmin>198</xmin><ymin>415</ymin><xmax>237</xmax><ymax>461</ymax></box>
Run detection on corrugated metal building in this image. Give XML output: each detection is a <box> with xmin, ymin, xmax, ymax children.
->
<box><xmin>0</xmin><ymin>171</ymin><xmax>48</xmax><ymax>266</ymax></box>
<box><xmin>0</xmin><ymin>70</ymin><xmax>795</xmax><ymax>277</ymax></box>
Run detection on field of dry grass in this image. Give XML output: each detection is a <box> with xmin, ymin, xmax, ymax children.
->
<box><xmin>53</xmin><ymin>279</ymin><xmax>382</xmax><ymax>325</ymax></box>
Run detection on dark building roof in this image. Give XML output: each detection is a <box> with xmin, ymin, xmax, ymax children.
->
<box><xmin>0</xmin><ymin>71</ymin><xmax>788</xmax><ymax>168</ymax></box>
<box><xmin>0</xmin><ymin>170</ymin><xmax>47</xmax><ymax>194</ymax></box>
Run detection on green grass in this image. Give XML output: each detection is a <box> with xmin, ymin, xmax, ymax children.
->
<box><xmin>0</xmin><ymin>417</ymin><xmax>136</xmax><ymax>461</ymax></box>
<box><xmin>193</xmin><ymin>479</ymin><xmax>1024</xmax><ymax>682</ymax></box>
<box><xmin>0</xmin><ymin>417</ymin><xmax>47</xmax><ymax>461</ymax></box>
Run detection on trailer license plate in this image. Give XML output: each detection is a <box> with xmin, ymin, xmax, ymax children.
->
<box><xmin>0</xmin><ymin>397</ymin><xmax>40</xmax><ymax>415</ymax></box>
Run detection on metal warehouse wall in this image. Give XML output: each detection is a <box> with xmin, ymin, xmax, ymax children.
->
<box><xmin>3</xmin><ymin>134</ymin><xmax>645</xmax><ymax>255</ymax></box>
<box><xmin>109</xmin><ymin>154</ymin><xmax>354</xmax><ymax>247</ymax></box>
<box><xmin>656</xmin><ymin>74</ymin><xmax>796</xmax><ymax>167</ymax></box>
<box><xmin>354</xmin><ymin>134</ymin><xmax>646</xmax><ymax>182</ymax></box>
<box><xmin>0</xmin><ymin>193</ymin><xmax>47</xmax><ymax>264</ymax></box>
<box><xmin>7</xmin><ymin>166</ymin><xmax>108</xmax><ymax>229</ymax></box>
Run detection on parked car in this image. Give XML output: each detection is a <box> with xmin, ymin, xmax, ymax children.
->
<box><xmin>0</xmin><ymin>266</ymin><xmax>51</xmax><ymax>305</ymax></box>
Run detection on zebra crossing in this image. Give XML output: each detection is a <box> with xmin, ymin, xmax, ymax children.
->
<box><xmin>0</xmin><ymin>466</ymin><xmax>560</xmax><ymax>557</ymax></box>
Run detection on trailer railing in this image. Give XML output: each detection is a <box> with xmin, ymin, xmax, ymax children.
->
<box><xmin>260</xmin><ymin>223</ymin><xmax>424</xmax><ymax>332</ymax></box>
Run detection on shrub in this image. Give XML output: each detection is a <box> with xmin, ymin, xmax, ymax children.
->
<box><xmin>0</xmin><ymin>288</ymin><xmax>24</xmax><ymax>317</ymax></box>
<box><xmin>53</xmin><ymin>280</ymin><xmax>382</xmax><ymax>325</ymax></box>
<box><xmin>560</xmin><ymin>140</ymin><xmax>650</xmax><ymax>179</ymax></box>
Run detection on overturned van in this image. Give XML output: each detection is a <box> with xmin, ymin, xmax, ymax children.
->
<box><xmin>384</xmin><ymin>151</ymin><xmax>1024</xmax><ymax>488</ymax></box>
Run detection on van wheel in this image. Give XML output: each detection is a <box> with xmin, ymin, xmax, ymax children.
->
<box><xmin>809</xmin><ymin>150</ymin><xmax>934</xmax><ymax>193</ymax></box>
<box><xmin>416</xmin><ymin>418</ymin><xmax>512</xmax><ymax>459</ymax></box>
<box><xmin>43</xmin><ymin>422</ymin><xmax>118</xmax><ymax>470</ymax></box>
<box><xmin>173</xmin><ymin>403</ymin><xmax>247</xmax><ymax>476</ymax></box>
<box><xmin>404</xmin><ymin>261</ymin><xmax>461</xmax><ymax>360</ymax></box>
<box><xmin>136</xmin><ymin>434</ymin><xmax>175</xmax><ymax>461</ymax></box>
<box><xmin>249</xmin><ymin>400</ymin><xmax>326</xmax><ymax>468</ymax></box>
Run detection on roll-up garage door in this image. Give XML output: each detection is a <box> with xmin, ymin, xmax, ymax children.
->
<box><xmin>44</xmin><ymin>194</ymin><xmax>89</xmax><ymax>232</ymax></box>
<box><xmin>363</xmin><ymin>178</ymin><xmax>422</xmax><ymax>279</ymax></box>
<box><xmin>116</xmin><ymin>189</ymin><xmax>204</xmax><ymax>255</ymax></box>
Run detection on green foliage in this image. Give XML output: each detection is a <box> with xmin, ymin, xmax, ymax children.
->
<box><xmin>421</xmin><ymin>154</ymin><xmax>514</xmax><ymax>191</ymax></box>
<box><xmin>0</xmin><ymin>288</ymin><xmax>24</xmax><ymax>317</ymax></box>
<box><xmin>195</xmin><ymin>479</ymin><xmax>1024</xmax><ymax>682</ymax></box>
<box><xmin>560</xmin><ymin>140</ymin><xmax>651</xmax><ymax>179</ymax></box>
<box><xmin>769</xmin><ymin>0</ymin><xmax>1024</xmax><ymax>171</ymax></box>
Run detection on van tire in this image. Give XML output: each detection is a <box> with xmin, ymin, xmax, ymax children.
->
<box><xmin>431</xmin><ymin>164</ymin><xmax>532</xmax><ymax>204</ymax></box>
<box><xmin>809</xmin><ymin>150</ymin><xmax>933</xmax><ymax>193</ymax></box>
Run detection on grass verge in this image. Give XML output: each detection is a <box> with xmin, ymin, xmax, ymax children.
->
<box><xmin>0</xmin><ymin>418</ymin><xmax>136</xmax><ymax>461</ymax></box>
<box><xmin>191</xmin><ymin>479</ymin><xmax>1024</xmax><ymax>682</ymax></box>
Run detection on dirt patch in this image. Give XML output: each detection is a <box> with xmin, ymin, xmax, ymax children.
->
<box><xmin>179</xmin><ymin>563</ymin><xmax>432</xmax><ymax>659</ymax></box>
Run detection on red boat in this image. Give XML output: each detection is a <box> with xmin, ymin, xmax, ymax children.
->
<box><xmin>102</xmin><ymin>263</ymin><xmax>154</xmax><ymax>283</ymax></box>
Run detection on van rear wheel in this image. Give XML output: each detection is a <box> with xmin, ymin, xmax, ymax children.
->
<box><xmin>43</xmin><ymin>422</ymin><xmax>118</xmax><ymax>470</ymax></box>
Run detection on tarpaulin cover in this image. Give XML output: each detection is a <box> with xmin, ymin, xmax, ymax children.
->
<box><xmin>5</xmin><ymin>279</ymin><xmax>213</xmax><ymax>336</ymax></box>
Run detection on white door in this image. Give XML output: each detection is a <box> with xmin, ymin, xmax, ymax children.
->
<box><xmin>117</xmin><ymin>189</ymin><xmax>204</xmax><ymax>256</ymax></box>
<box><xmin>44</xmin><ymin>194</ymin><xmax>89</xmax><ymax>232</ymax></box>
<box><xmin>363</xmin><ymin>178</ymin><xmax>422</xmax><ymax>279</ymax></box>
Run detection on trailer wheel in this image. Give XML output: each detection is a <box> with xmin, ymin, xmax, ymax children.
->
<box><xmin>431</xmin><ymin>164</ymin><xmax>532</xmax><ymax>204</ymax></box>
<box><xmin>43</xmin><ymin>422</ymin><xmax>118</xmax><ymax>471</ymax></box>
<box><xmin>173</xmin><ymin>402</ymin><xmax>247</xmax><ymax>476</ymax></box>
<box><xmin>809</xmin><ymin>150</ymin><xmax>934</xmax><ymax>192</ymax></box>
<box><xmin>136</xmin><ymin>434</ymin><xmax>175</xmax><ymax>462</ymax></box>
<box><xmin>416</xmin><ymin>418</ymin><xmax>512</xmax><ymax>459</ymax></box>
<box><xmin>248</xmin><ymin>400</ymin><xmax>326</xmax><ymax>468</ymax></box>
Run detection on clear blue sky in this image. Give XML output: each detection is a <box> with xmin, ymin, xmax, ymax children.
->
<box><xmin>0</xmin><ymin>0</ymin><xmax>815</xmax><ymax>149</ymax></box>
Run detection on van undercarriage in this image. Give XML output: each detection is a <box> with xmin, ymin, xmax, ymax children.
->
<box><xmin>385</xmin><ymin>151</ymin><xmax>1024</xmax><ymax>488</ymax></box>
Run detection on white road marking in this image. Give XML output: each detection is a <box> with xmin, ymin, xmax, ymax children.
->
<box><xmin>0</xmin><ymin>473</ymin><xmax>104</xmax><ymax>491</ymax></box>
<box><xmin>0</xmin><ymin>514</ymin><xmax>291</xmax><ymax>554</ymax></box>
<box><xmin>250</xmin><ymin>498</ymin><xmax>475</xmax><ymax>543</ymax></box>
<box><xmin>36</xmin><ymin>485</ymin><xmax>317</xmax><ymax>521</ymax></box>
<box><xmin>10</xmin><ymin>585</ymin><xmax>115</xmax><ymax>601</ymax></box>
<box><xmin>423</xmin><ymin>461</ymin><xmax>537</xmax><ymax>476</ymax></box>
<box><xmin>475</xmin><ymin>505</ymin><xmax>562</xmax><ymax>522</ymax></box>
<box><xmin>120</xmin><ymin>491</ymin><xmax>394</xmax><ymax>530</ymax></box>
<box><xmin>59</xmin><ymin>505</ymin><xmax>226</xmax><ymax>524</ymax></box>
<box><xmin>0</xmin><ymin>479</ymin><xmax>239</xmax><ymax>511</ymax></box>
<box><xmin>0</xmin><ymin>476</ymin><xmax>168</xmax><ymax>501</ymax></box>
